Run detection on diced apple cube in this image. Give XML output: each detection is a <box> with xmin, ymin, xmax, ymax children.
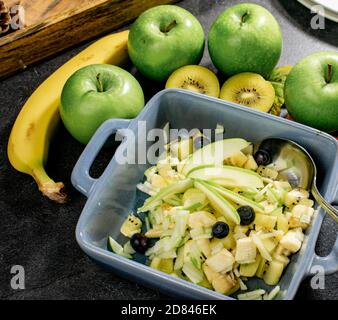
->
<box><xmin>206</xmin><ymin>249</ymin><xmax>235</xmax><ymax>273</ymax></box>
<box><xmin>280</xmin><ymin>228</ymin><xmax>304</xmax><ymax>253</ymax></box>
<box><xmin>212</xmin><ymin>273</ymin><xmax>237</xmax><ymax>294</ymax></box>
<box><xmin>235</xmin><ymin>237</ymin><xmax>257</xmax><ymax>264</ymax></box>
<box><xmin>202</xmin><ymin>263</ymin><xmax>218</xmax><ymax>284</ymax></box>
<box><xmin>254</xmin><ymin>214</ymin><xmax>277</xmax><ymax>230</ymax></box>
<box><xmin>263</xmin><ymin>260</ymin><xmax>284</xmax><ymax>285</ymax></box>
<box><xmin>240</xmin><ymin>255</ymin><xmax>262</xmax><ymax>277</ymax></box>
<box><xmin>272</xmin><ymin>253</ymin><xmax>290</xmax><ymax>267</ymax></box>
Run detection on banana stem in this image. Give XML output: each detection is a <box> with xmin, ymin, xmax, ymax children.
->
<box><xmin>32</xmin><ymin>167</ymin><xmax>67</xmax><ymax>203</ymax></box>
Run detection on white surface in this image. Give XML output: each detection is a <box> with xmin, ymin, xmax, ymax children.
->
<box><xmin>298</xmin><ymin>0</ymin><xmax>338</xmax><ymax>22</ymax></box>
<box><xmin>314</xmin><ymin>0</ymin><xmax>338</xmax><ymax>13</ymax></box>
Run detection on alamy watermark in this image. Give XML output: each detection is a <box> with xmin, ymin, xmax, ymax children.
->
<box><xmin>310</xmin><ymin>265</ymin><xmax>325</xmax><ymax>290</ymax></box>
<box><xmin>311</xmin><ymin>5</ymin><xmax>326</xmax><ymax>30</ymax></box>
<box><xmin>113</xmin><ymin>122</ymin><xmax>224</xmax><ymax>165</ymax></box>
<box><xmin>10</xmin><ymin>265</ymin><xmax>25</xmax><ymax>290</ymax></box>
<box><xmin>8</xmin><ymin>263</ymin><xmax>325</xmax><ymax>291</ymax></box>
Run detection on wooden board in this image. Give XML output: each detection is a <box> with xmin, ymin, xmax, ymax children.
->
<box><xmin>0</xmin><ymin>0</ymin><xmax>179</xmax><ymax>79</ymax></box>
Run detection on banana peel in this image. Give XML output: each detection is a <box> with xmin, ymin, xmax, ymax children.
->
<box><xmin>268</xmin><ymin>65</ymin><xmax>293</xmax><ymax>116</ymax></box>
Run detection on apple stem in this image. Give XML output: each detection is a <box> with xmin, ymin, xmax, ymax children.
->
<box><xmin>163</xmin><ymin>20</ymin><xmax>177</xmax><ymax>33</ymax></box>
<box><xmin>96</xmin><ymin>73</ymin><xmax>104</xmax><ymax>92</ymax></box>
<box><xmin>241</xmin><ymin>12</ymin><xmax>249</xmax><ymax>23</ymax></box>
<box><xmin>326</xmin><ymin>64</ymin><xmax>333</xmax><ymax>84</ymax></box>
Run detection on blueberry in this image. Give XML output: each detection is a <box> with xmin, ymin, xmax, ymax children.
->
<box><xmin>212</xmin><ymin>222</ymin><xmax>230</xmax><ymax>239</ymax></box>
<box><xmin>238</xmin><ymin>206</ymin><xmax>255</xmax><ymax>225</ymax></box>
<box><xmin>130</xmin><ymin>233</ymin><xmax>149</xmax><ymax>254</ymax></box>
<box><xmin>254</xmin><ymin>150</ymin><xmax>271</xmax><ymax>166</ymax></box>
<box><xmin>193</xmin><ymin>136</ymin><xmax>211</xmax><ymax>150</ymax></box>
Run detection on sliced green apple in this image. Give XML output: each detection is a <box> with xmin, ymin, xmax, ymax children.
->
<box><xmin>188</xmin><ymin>165</ymin><xmax>264</xmax><ymax>189</ymax></box>
<box><xmin>138</xmin><ymin>179</ymin><xmax>193</xmax><ymax>213</ymax></box>
<box><xmin>194</xmin><ymin>180</ymin><xmax>240</xmax><ymax>225</ymax></box>
<box><xmin>205</xmin><ymin>182</ymin><xmax>265</xmax><ymax>213</ymax></box>
<box><xmin>182</xmin><ymin>138</ymin><xmax>250</xmax><ymax>175</ymax></box>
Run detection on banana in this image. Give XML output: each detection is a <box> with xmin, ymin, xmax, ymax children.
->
<box><xmin>7</xmin><ymin>30</ymin><xmax>130</xmax><ymax>203</ymax></box>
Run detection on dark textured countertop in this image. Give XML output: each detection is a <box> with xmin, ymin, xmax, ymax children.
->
<box><xmin>0</xmin><ymin>0</ymin><xmax>337</xmax><ymax>300</ymax></box>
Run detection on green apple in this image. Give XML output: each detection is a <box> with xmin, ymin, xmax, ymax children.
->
<box><xmin>285</xmin><ymin>51</ymin><xmax>338</xmax><ymax>132</ymax></box>
<box><xmin>208</xmin><ymin>3</ymin><xmax>282</xmax><ymax>78</ymax></box>
<box><xmin>60</xmin><ymin>64</ymin><xmax>144</xmax><ymax>144</ymax></box>
<box><xmin>128</xmin><ymin>5</ymin><xmax>205</xmax><ymax>82</ymax></box>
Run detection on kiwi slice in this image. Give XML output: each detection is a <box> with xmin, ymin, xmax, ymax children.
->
<box><xmin>166</xmin><ymin>65</ymin><xmax>220</xmax><ymax>97</ymax></box>
<box><xmin>220</xmin><ymin>73</ymin><xmax>275</xmax><ymax>113</ymax></box>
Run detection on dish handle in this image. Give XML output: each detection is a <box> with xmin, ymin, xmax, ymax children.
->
<box><xmin>71</xmin><ymin>118</ymin><xmax>131</xmax><ymax>197</ymax></box>
<box><xmin>308</xmin><ymin>190</ymin><xmax>338</xmax><ymax>276</ymax></box>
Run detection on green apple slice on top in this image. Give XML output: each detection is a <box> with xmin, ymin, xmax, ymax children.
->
<box><xmin>194</xmin><ymin>180</ymin><xmax>240</xmax><ymax>225</ymax></box>
<box><xmin>181</xmin><ymin>138</ymin><xmax>250</xmax><ymax>175</ymax></box>
<box><xmin>205</xmin><ymin>181</ymin><xmax>265</xmax><ymax>214</ymax></box>
<box><xmin>188</xmin><ymin>165</ymin><xmax>264</xmax><ymax>189</ymax></box>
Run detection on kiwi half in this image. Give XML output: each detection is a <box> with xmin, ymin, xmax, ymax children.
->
<box><xmin>220</xmin><ymin>73</ymin><xmax>275</xmax><ymax>112</ymax></box>
<box><xmin>166</xmin><ymin>65</ymin><xmax>220</xmax><ymax>97</ymax></box>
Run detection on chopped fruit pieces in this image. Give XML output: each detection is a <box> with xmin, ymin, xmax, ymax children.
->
<box><xmin>212</xmin><ymin>273</ymin><xmax>237</xmax><ymax>294</ymax></box>
<box><xmin>263</xmin><ymin>260</ymin><xmax>284</xmax><ymax>285</ymax></box>
<box><xmin>257</xmin><ymin>165</ymin><xmax>279</xmax><ymax>179</ymax></box>
<box><xmin>120</xmin><ymin>214</ymin><xmax>143</xmax><ymax>237</ymax></box>
<box><xmin>205</xmin><ymin>249</ymin><xmax>235</xmax><ymax>273</ymax></box>
<box><xmin>280</xmin><ymin>228</ymin><xmax>304</xmax><ymax>253</ymax></box>
<box><xmin>254</xmin><ymin>214</ymin><xmax>277</xmax><ymax>230</ymax></box>
<box><xmin>225</xmin><ymin>151</ymin><xmax>248</xmax><ymax>168</ymax></box>
<box><xmin>112</xmin><ymin>136</ymin><xmax>315</xmax><ymax>298</ymax></box>
<box><xmin>235</xmin><ymin>237</ymin><xmax>257</xmax><ymax>264</ymax></box>
<box><xmin>244</xmin><ymin>155</ymin><xmax>259</xmax><ymax>171</ymax></box>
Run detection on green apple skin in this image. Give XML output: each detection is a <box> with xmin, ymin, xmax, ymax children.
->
<box><xmin>128</xmin><ymin>5</ymin><xmax>205</xmax><ymax>82</ymax></box>
<box><xmin>285</xmin><ymin>51</ymin><xmax>338</xmax><ymax>132</ymax></box>
<box><xmin>208</xmin><ymin>3</ymin><xmax>282</xmax><ymax>79</ymax></box>
<box><xmin>60</xmin><ymin>64</ymin><xmax>144</xmax><ymax>144</ymax></box>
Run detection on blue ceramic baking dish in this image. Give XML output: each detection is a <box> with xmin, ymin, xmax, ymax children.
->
<box><xmin>72</xmin><ymin>89</ymin><xmax>338</xmax><ymax>300</ymax></box>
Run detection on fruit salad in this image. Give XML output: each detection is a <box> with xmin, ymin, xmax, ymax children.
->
<box><xmin>107</xmin><ymin>127</ymin><xmax>316</xmax><ymax>300</ymax></box>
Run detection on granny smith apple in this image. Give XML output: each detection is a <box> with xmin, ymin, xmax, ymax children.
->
<box><xmin>128</xmin><ymin>5</ymin><xmax>205</xmax><ymax>82</ymax></box>
<box><xmin>285</xmin><ymin>51</ymin><xmax>338</xmax><ymax>132</ymax></box>
<box><xmin>60</xmin><ymin>64</ymin><xmax>144</xmax><ymax>144</ymax></box>
<box><xmin>208</xmin><ymin>3</ymin><xmax>282</xmax><ymax>78</ymax></box>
